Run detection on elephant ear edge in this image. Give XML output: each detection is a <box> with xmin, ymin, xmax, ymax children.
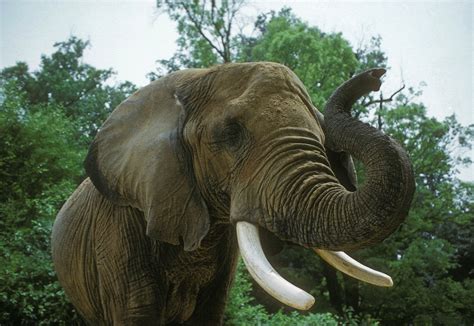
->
<box><xmin>84</xmin><ymin>71</ymin><xmax>210</xmax><ymax>251</ymax></box>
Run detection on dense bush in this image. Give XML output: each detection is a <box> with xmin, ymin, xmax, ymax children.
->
<box><xmin>0</xmin><ymin>220</ymin><xmax>82</xmax><ymax>325</ymax></box>
<box><xmin>225</xmin><ymin>260</ymin><xmax>379</xmax><ymax>325</ymax></box>
<box><xmin>0</xmin><ymin>37</ymin><xmax>132</xmax><ymax>325</ymax></box>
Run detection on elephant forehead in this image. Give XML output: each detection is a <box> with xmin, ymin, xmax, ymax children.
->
<box><xmin>207</xmin><ymin>62</ymin><xmax>303</xmax><ymax>99</ymax></box>
<box><xmin>243</xmin><ymin>63</ymin><xmax>301</xmax><ymax>94</ymax></box>
<box><xmin>201</xmin><ymin>93</ymin><xmax>324</xmax><ymax>145</ymax></box>
<box><xmin>251</xmin><ymin>94</ymin><xmax>322</xmax><ymax>136</ymax></box>
<box><xmin>226</xmin><ymin>64</ymin><xmax>317</xmax><ymax>115</ymax></box>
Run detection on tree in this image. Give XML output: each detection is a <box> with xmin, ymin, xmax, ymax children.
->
<box><xmin>1</xmin><ymin>37</ymin><xmax>136</xmax><ymax>141</ymax></box>
<box><xmin>152</xmin><ymin>0</ymin><xmax>247</xmax><ymax>78</ymax></box>
<box><xmin>0</xmin><ymin>80</ymin><xmax>84</xmax><ymax>229</ymax></box>
<box><xmin>0</xmin><ymin>36</ymin><xmax>136</xmax><ymax>324</ymax></box>
<box><xmin>355</xmin><ymin>95</ymin><xmax>474</xmax><ymax>324</ymax></box>
<box><xmin>0</xmin><ymin>36</ymin><xmax>136</xmax><ymax>229</ymax></box>
<box><xmin>0</xmin><ymin>78</ymin><xmax>85</xmax><ymax>325</ymax></box>
<box><xmin>240</xmin><ymin>8</ymin><xmax>359</xmax><ymax>110</ymax></box>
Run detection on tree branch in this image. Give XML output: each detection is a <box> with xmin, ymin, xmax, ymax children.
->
<box><xmin>181</xmin><ymin>2</ymin><xmax>227</xmax><ymax>60</ymax></box>
<box><xmin>62</xmin><ymin>82</ymin><xmax>98</xmax><ymax>108</ymax></box>
<box><xmin>223</xmin><ymin>3</ymin><xmax>239</xmax><ymax>62</ymax></box>
<box><xmin>362</xmin><ymin>84</ymin><xmax>405</xmax><ymax>107</ymax></box>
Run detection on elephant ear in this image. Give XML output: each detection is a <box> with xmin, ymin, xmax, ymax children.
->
<box><xmin>85</xmin><ymin>72</ymin><xmax>210</xmax><ymax>251</ymax></box>
<box><xmin>326</xmin><ymin>148</ymin><xmax>358</xmax><ymax>191</ymax></box>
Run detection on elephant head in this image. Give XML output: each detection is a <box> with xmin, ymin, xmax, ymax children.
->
<box><xmin>85</xmin><ymin>62</ymin><xmax>415</xmax><ymax>310</ymax></box>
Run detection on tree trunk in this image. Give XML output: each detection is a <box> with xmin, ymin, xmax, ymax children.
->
<box><xmin>343</xmin><ymin>275</ymin><xmax>360</xmax><ymax>313</ymax></box>
<box><xmin>322</xmin><ymin>261</ymin><xmax>343</xmax><ymax>313</ymax></box>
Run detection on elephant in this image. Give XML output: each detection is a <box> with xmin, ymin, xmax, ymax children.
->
<box><xmin>51</xmin><ymin>62</ymin><xmax>415</xmax><ymax>325</ymax></box>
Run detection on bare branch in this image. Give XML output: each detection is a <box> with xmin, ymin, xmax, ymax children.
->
<box><xmin>362</xmin><ymin>84</ymin><xmax>406</xmax><ymax>107</ymax></box>
<box><xmin>211</xmin><ymin>3</ymin><xmax>228</xmax><ymax>61</ymax></box>
<box><xmin>224</xmin><ymin>3</ymin><xmax>239</xmax><ymax>62</ymax></box>
<box><xmin>164</xmin><ymin>0</ymin><xmax>247</xmax><ymax>63</ymax></box>
<box><xmin>181</xmin><ymin>2</ymin><xmax>226</xmax><ymax>60</ymax></box>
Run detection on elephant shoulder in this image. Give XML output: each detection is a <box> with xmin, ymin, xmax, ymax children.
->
<box><xmin>52</xmin><ymin>179</ymin><xmax>115</xmax><ymax>241</ymax></box>
<box><xmin>56</xmin><ymin>178</ymin><xmax>108</xmax><ymax>215</ymax></box>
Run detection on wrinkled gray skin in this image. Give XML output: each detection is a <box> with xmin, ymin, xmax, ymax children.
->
<box><xmin>52</xmin><ymin>63</ymin><xmax>414</xmax><ymax>325</ymax></box>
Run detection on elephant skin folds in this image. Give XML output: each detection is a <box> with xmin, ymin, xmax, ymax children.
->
<box><xmin>52</xmin><ymin>63</ymin><xmax>414</xmax><ymax>324</ymax></box>
<box><xmin>52</xmin><ymin>178</ymin><xmax>239</xmax><ymax>325</ymax></box>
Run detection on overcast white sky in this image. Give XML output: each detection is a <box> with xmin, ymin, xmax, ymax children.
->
<box><xmin>1</xmin><ymin>0</ymin><xmax>472</xmax><ymax>180</ymax></box>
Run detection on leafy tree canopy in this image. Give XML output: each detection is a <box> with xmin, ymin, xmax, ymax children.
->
<box><xmin>1</xmin><ymin>37</ymin><xmax>136</xmax><ymax>140</ymax></box>
<box><xmin>151</xmin><ymin>0</ymin><xmax>246</xmax><ymax>79</ymax></box>
<box><xmin>0</xmin><ymin>36</ymin><xmax>136</xmax><ymax>324</ymax></box>
<box><xmin>239</xmin><ymin>8</ymin><xmax>359</xmax><ymax>109</ymax></box>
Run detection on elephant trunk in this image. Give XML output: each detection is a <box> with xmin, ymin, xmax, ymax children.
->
<box><xmin>318</xmin><ymin>68</ymin><xmax>415</xmax><ymax>250</ymax></box>
<box><xmin>232</xmin><ymin>69</ymin><xmax>414</xmax><ymax>308</ymax></box>
<box><xmin>232</xmin><ymin>69</ymin><xmax>414</xmax><ymax>309</ymax></box>
<box><xmin>235</xmin><ymin>69</ymin><xmax>415</xmax><ymax>251</ymax></box>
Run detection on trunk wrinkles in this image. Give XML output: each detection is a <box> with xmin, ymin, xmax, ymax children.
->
<box><xmin>247</xmin><ymin>70</ymin><xmax>415</xmax><ymax>251</ymax></box>
<box><xmin>321</xmin><ymin>69</ymin><xmax>415</xmax><ymax>250</ymax></box>
<box><xmin>246</xmin><ymin>127</ymin><xmax>347</xmax><ymax>247</ymax></box>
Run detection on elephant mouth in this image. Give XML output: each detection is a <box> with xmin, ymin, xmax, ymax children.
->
<box><xmin>236</xmin><ymin>221</ymin><xmax>393</xmax><ymax>310</ymax></box>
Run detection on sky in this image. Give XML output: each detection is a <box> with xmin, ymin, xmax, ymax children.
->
<box><xmin>0</xmin><ymin>0</ymin><xmax>472</xmax><ymax>180</ymax></box>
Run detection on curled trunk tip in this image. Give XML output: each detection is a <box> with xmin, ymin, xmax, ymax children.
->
<box><xmin>324</xmin><ymin>68</ymin><xmax>387</xmax><ymax>114</ymax></box>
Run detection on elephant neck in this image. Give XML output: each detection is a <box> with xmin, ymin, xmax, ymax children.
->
<box><xmin>159</xmin><ymin>219</ymin><xmax>238</xmax><ymax>323</ymax></box>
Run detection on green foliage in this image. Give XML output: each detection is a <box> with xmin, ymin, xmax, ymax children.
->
<box><xmin>225</xmin><ymin>260</ymin><xmax>347</xmax><ymax>325</ymax></box>
<box><xmin>152</xmin><ymin>0</ymin><xmax>247</xmax><ymax>78</ymax></box>
<box><xmin>225</xmin><ymin>259</ymin><xmax>270</xmax><ymax>325</ymax></box>
<box><xmin>154</xmin><ymin>6</ymin><xmax>361</xmax><ymax>111</ymax></box>
<box><xmin>0</xmin><ymin>36</ymin><xmax>134</xmax><ymax>324</ymax></box>
<box><xmin>355</xmin><ymin>35</ymin><xmax>388</xmax><ymax>71</ymax></box>
<box><xmin>353</xmin><ymin>97</ymin><xmax>474</xmax><ymax>325</ymax></box>
<box><xmin>242</xmin><ymin>8</ymin><xmax>359</xmax><ymax>109</ymax></box>
<box><xmin>0</xmin><ymin>220</ymin><xmax>82</xmax><ymax>325</ymax></box>
<box><xmin>0</xmin><ymin>81</ymin><xmax>84</xmax><ymax>323</ymax></box>
<box><xmin>1</xmin><ymin>37</ymin><xmax>136</xmax><ymax>141</ymax></box>
<box><xmin>0</xmin><ymin>80</ymin><xmax>84</xmax><ymax>229</ymax></box>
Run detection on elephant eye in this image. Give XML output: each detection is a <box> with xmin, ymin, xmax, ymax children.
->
<box><xmin>222</xmin><ymin>122</ymin><xmax>244</xmax><ymax>149</ymax></box>
<box><xmin>210</xmin><ymin>121</ymin><xmax>245</xmax><ymax>152</ymax></box>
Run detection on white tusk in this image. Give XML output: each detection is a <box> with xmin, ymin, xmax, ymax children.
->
<box><xmin>236</xmin><ymin>222</ymin><xmax>315</xmax><ymax>310</ymax></box>
<box><xmin>313</xmin><ymin>249</ymin><xmax>393</xmax><ymax>287</ymax></box>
